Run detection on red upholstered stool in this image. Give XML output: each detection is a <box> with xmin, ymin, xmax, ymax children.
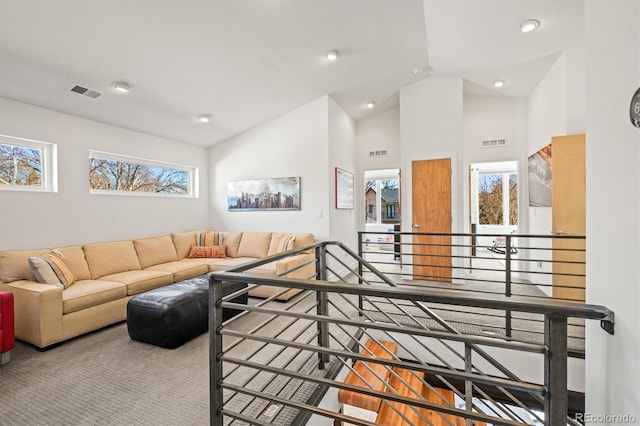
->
<box><xmin>0</xmin><ymin>291</ymin><xmax>15</xmax><ymax>365</ymax></box>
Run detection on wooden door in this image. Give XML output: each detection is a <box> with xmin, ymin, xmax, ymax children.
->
<box><xmin>412</xmin><ymin>159</ymin><xmax>452</xmax><ymax>281</ymax></box>
<box><xmin>552</xmin><ymin>134</ymin><xmax>586</xmax><ymax>301</ymax></box>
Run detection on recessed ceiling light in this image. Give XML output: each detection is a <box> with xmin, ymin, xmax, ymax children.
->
<box><xmin>365</xmin><ymin>101</ymin><xmax>375</xmax><ymax>109</ymax></box>
<box><xmin>493</xmin><ymin>80</ymin><xmax>505</xmax><ymax>88</ymax></box>
<box><xmin>327</xmin><ymin>50</ymin><xmax>338</xmax><ymax>61</ymax></box>
<box><xmin>198</xmin><ymin>114</ymin><xmax>212</xmax><ymax>123</ymax></box>
<box><xmin>112</xmin><ymin>81</ymin><xmax>131</xmax><ymax>93</ymax></box>
<box><xmin>413</xmin><ymin>67</ymin><xmax>424</xmax><ymax>75</ymax></box>
<box><xmin>520</xmin><ymin>19</ymin><xmax>540</xmax><ymax>33</ymax></box>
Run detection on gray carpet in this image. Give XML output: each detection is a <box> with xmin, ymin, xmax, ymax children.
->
<box><xmin>0</xmin><ymin>322</ymin><xmax>211</xmax><ymax>426</ymax></box>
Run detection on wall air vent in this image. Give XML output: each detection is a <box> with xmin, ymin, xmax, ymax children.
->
<box><xmin>481</xmin><ymin>139</ymin><xmax>506</xmax><ymax>148</ymax></box>
<box><xmin>369</xmin><ymin>149</ymin><xmax>388</xmax><ymax>157</ymax></box>
<box><xmin>69</xmin><ymin>84</ymin><xmax>102</xmax><ymax>99</ymax></box>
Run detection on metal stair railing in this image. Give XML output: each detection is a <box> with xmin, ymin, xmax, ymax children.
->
<box><xmin>209</xmin><ymin>240</ymin><xmax>614</xmax><ymax>426</ymax></box>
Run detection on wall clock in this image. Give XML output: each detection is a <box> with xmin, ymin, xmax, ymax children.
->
<box><xmin>630</xmin><ymin>87</ymin><xmax>640</xmax><ymax>128</ymax></box>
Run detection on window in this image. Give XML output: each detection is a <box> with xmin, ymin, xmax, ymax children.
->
<box><xmin>478</xmin><ymin>172</ymin><xmax>518</xmax><ymax>226</ymax></box>
<box><xmin>364</xmin><ymin>169</ymin><xmax>400</xmax><ymax>225</ymax></box>
<box><xmin>89</xmin><ymin>151</ymin><xmax>198</xmax><ymax>197</ymax></box>
<box><xmin>0</xmin><ymin>134</ymin><xmax>57</xmax><ymax>192</ymax></box>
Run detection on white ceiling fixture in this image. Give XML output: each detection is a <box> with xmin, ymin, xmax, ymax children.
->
<box><xmin>112</xmin><ymin>81</ymin><xmax>131</xmax><ymax>93</ymax></box>
<box><xmin>365</xmin><ymin>101</ymin><xmax>375</xmax><ymax>109</ymax></box>
<box><xmin>493</xmin><ymin>80</ymin><xmax>505</xmax><ymax>88</ymax></box>
<box><xmin>520</xmin><ymin>19</ymin><xmax>540</xmax><ymax>33</ymax></box>
<box><xmin>198</xmin><ymin>114</ymin><xmax>212</xmax><ymax>123</ymax></box>
<box><xmin>413</xmin><ymin>67</ymin><xmax>424</xmax><ymax>75</ymax></box>
<box><xmin>326</xmin><ymin>50</ymin><xmax>338</xmax><ymax>61</ymax></box>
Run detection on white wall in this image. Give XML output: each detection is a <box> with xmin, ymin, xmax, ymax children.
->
<box><xmin>463</xmin><ymin>95</ymin><xmax>527</xmax><ymax>234</ymax></box>
<box><xmin>400</xmin><ymin>76</ymin><xmax>464</xmax><ymax>234</ymax></box>
<box><xmin>525</xmin><ymin>51</ymin><xmax>586</xmax><ymax>291</ymax></box>
<box><xmin>328</xmin><ymin>97</ymin><xmax>358</xmax><ymax>253</ymax></box>
<box><xmin>208</xmin><ymin>96</ymin><xmax>331</xmax><ymax>241</ymax></box>
<box><xmin>0</xmin><ymin>96</ymin><xmax>209</xmax><ymax>250</ymax></box>
<box><xmin>355</xmin><ymin>106</ymin><xmax>402</xmax><ymax>232</ymax></box>
<box><xmin>356</xmin><ymin>106</ymin><xmax>401</xmax><ymax>172</ymax></box>
<box><xmin>585</xmin><ymin>0</ymin><xmax>640</xmax><ymax>420</ymax></box>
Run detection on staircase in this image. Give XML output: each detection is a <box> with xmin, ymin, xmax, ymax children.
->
<box><xmin>339</xmin><ymin>340</ymin><xmax>486</xmax><ymax>426</ymax></box>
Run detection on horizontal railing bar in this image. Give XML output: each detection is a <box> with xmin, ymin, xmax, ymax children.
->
<box><xmin>221</xmin><ymin>301</ymin><xmax>547</xmax><ymax>354</ymax></box>
<box><xmin>220</xmin><ymin>328</ymin><xmax>546</xmax><ymax>395</ymax></box>
<box><xmin>222</xmin><ymin>357</ymin><xmax>528</xmax><ymax>426</ymax></box>
<box><xmin>212</xmin><ymin>270</ymin><xmax>612</xmax><ymax>321</ymax></box>
<box><xmin>362</xmin><ymin>230</ymin><xmax>585</xmax><ymax>240</ymax></box>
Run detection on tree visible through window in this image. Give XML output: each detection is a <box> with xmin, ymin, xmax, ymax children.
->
<box><xmin>479</xmin><ymin>173</ymin><xmax>518</xmax><ymax>225</ymax></box>
<box><xmin>89</xmin><ymin>152</ymin><xmax>195</xmax><ymax>196</ymax></box>
<box><xmin>0</xmin><ymin>144</ymin><xmax>42</xmax><ymax>187</ymax></box>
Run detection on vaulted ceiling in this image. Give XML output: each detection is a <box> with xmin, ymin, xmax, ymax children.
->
<box><xmin>0</xmin><ymin>0</ymin><xmax>584</xmax><ymax>147</ymax></box>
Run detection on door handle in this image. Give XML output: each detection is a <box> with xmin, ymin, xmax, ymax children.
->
<box><xmin>413</xmin><ymin>224</ymin><xmax>422</xmax><ymax>229</ymax></box>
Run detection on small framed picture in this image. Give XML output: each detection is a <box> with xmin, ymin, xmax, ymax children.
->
<box><xmin>335</xmin><ymin>167</ymin><xmax>354</xmax><ymax>209</ymax></box>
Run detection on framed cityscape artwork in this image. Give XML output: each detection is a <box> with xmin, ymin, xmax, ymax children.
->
<box><xmin>227</xmin><ymin>176</ymin><xmax>300</xmax><ymax>211</ymax></box>
<box><xmin>335</xmin><ymin>167</ymin><xmax>354</xmax><ymax>209</ymax></box>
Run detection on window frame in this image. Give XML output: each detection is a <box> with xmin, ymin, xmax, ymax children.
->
<box><xmin>88</xmin><ymin>150</ymin><xmax>199</xmax><ymax>198</ymax></box>
<box><xmin>0</xmin><ymin>134</ymin><xmax>57</xmax><ymax>193</ymax></box>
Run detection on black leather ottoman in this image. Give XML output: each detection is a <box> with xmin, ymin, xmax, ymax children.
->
<box><xmin>126</xmin><ymin>274</ymin><xmax>247</xmax><ymax>349</ymax></box>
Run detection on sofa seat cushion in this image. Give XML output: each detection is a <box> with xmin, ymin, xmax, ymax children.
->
<box><xmin>207</xmin><ymin>257</ymin><xmax>258</xmax><ymax>272</ymax></box>
<box><xmin>248</xmin><ymin>262</ymin><xmax>277</xmax><ymax>276</ymax></box>
<box><xmin>99</xmin><ymin>270</ymin><xmax>173</xmax><ymax>296</ymax></box>
<box><xmin>145</xmin><ymin>261</ymin><xmax>209</xmax><ymax>282</ymax></box>
<box><xmin>62</xmin><ymin>280</ymin><xmax>127</xmax><ymax>314</ymax></box>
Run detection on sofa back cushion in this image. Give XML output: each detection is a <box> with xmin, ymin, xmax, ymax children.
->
<box><xmin>0</xmin><ymin>249</ymin><xmax>51</xmax><ymax>283</ymax></box>
<box><xmin>83</xmin><ymin>241</ymin><xmax>142</xmax><ymax>279</ymax></box>
<box><xmin>291</xmin><ymin>233</ymin><xmax>315</xmax><ymax>250</ymax></box>
<box><xmin>171</xmin><ymin>231</ymin><xmax>198</xmax><ymax>259</ymax></box>
<box><xmin>221</xmin><ymin>232</ymin><xmax>243</xmax><ymax>258</ymax></box>
<box><xmin>237</xmin><ymin>232</ymin><xmax>272</xmax><ymax>258</ymax></box>
<box><xmin>56</xmin><ymin>246</ymin><xmax>92</xmax><ymax>281</ymax></box>
<box><xmin>133</xmin><ymin>235</ymin><xmax>178</xmax><ymax>269</ymax></box>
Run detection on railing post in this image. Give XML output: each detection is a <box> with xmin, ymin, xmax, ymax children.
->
<box><xmin>357</xmin><ymin>232</ymin><xmax>364</xmax><ymax>314</ymax></box>
<box><xmin>544</xmin><ymin>315</ymin><xmax>568</xmax><ymax>426</ymax></box>
<box><xmin>464</xmin><ymin>343</ymin><xmax>473</xmax><ymax>426</ymax></box>
<box><xmin>505</xmin><ymin>235</ymin><xmax>512</xmax><ymax>338</ymax></box>
<box><xmin>315</xmin><ymin>244</ymin><xmax>330</xmax><ymax>369</ymax></box>
<box><xmin>209</xmin><ymin>278</ymin><xmax>224</xmax><ymax>426</ymax></box>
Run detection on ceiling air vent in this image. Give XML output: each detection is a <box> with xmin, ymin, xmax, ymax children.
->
<box><xmin>481</xmin><ymin>139</ymin><xmax>506</xmax><ymax>149</ymax></box>
<box><xmin>369</xmin><ymin>149</ymin><xmax>388</xmax><ymax>157</ymax></box>
<box><xmin>69</xmin><ymin>84</ymin><xmax>102</xmax><ymax>99</ymax></box>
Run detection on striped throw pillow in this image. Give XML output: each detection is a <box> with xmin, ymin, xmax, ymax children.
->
<box><xmin>198</xmin><ymin>231</ymin><xmax>221</xmax><ymax>247</ymax></box>
<box><xmin>187</xmin><ymin>245</ymin><xmax>226</xmax><ymax>258</ymax></box>
<box><xmin>274</xmin><ymin>235</ymin><xmax>296</xmax><ymax>254</ymax></box>
<box><xmin>28</xmin><ymin>250</ymin><xmax>75</xmax><ymax>288</ymax></box>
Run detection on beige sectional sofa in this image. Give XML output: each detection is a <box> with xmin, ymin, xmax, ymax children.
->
<box><xmin>0</xmin><ymin>231</ymin><xmax>315</xmax><ymax>349</ymax></box>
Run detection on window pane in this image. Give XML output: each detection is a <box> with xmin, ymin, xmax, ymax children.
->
<box><xmin>365</xmin><ymin>180</ymin><xmax>377</xmax><ymax>222</ymax></box>
<box><xmin>380</xmin><ymin>178</ymin><xmax>400</xmax><ymax>224</ymax></box>
<box><xmin>509</xmin><ymin>173</ymin><xmax>518</xmax><ymax>225</ymax></box>
<box><xmin>89</xmin><ymin>156</ymin><xmax>190</xmax><ymax>195</ymax></box>
<box><xmin>0</xmin><ymin>143</ymin><xmax>43</xmax><ymax>187</ymax></box>
<box><xmin>479</xmin><ymin>174</ymin><xmax>503</xmax><ymax>225</ymax></box>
